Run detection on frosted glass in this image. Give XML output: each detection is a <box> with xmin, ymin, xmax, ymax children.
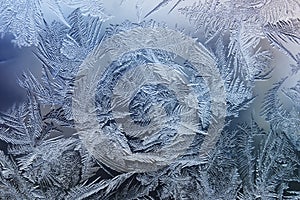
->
<box><xmin>0</xmin><ymin>0</ymin><xmax>299</xmax><ymax>199</ymax></box>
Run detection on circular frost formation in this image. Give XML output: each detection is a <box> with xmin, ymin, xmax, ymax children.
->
<box><xmin>72</xmin><ymin>26</ymin><xmax>227</xmax><ymax>172</ymax></box>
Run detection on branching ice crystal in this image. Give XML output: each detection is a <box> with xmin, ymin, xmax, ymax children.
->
<box><xmin>0</xmin><ymin>0</ymin><xmax>299</xmax><ymax>199</ymax></box>
<box><xmin>72</xmin><ymin>23</ymin><xmax>227</xmax><ymax>172</ymax></box>
<box><xmin>261</xmin><ymin>78</ymin><xmax>300</xmax><ymax>150</ymax></box>
<box><xmin>0</xmin><ymin>0</ymin><xmax>110</xmax><ymax>47</ymax></box>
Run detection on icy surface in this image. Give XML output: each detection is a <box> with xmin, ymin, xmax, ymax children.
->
<box><xmin>0</xmin><ymin>0</ymin><xmax>299</xmax><ymax>199</ymax></box>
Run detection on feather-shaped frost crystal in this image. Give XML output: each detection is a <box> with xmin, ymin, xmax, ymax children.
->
<box><xmin>72</xmin><ymin>23</ymin><xmax>227</xmax><ymax>172</ymax></box>
<box><xmin>0</xmin><ymin>0</ymin><xmax>299</xmax><ymax>199</ymax></box>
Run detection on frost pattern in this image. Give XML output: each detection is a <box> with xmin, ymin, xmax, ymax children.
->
<box><xmin>179</xmin><ymin>0</ymin><xmax>275</xmax><ymax>117</ymax></box>
<box><xmin>261</xmin><ymin>78</ymin><xmax>300</xmax><ymax>151</ymax></box>
<box><xmin>0</xmin><ymin>0</ymin><xmax>110</xmax><ymax>47</ymax></box>
<box><xmin>264</xmin><ymin>18</ymin><xmax>300</xmax><ymax>62</ymax></box>
<box><xmin>0</xmin><ymin>0</ymin><xmax>44</xmax><ymax>47</ymax></box>
<box><xmin>72</xmin><ymin>23</ymin><xmax>227</xmax><ymax>172</ymax></box>
<box><xmin>0</xmin><ymin>0</ymin><xmax>299</xmax><ymax>199</ymax></box>
<box><xmin>61</xmin><ymin>0</ymin><xmax>112</xmax><ymax>20</ymax></box>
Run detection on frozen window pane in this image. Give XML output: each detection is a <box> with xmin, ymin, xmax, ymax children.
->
<box><xmin>0</xmin><ymin>0</ymin><xmax>299</xmax><ymax>199</ymax></box>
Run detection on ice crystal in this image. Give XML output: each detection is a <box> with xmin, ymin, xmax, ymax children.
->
<box><xmin>72</xmin><ymin>22</ymin><xmax>227</xmax><ymax>172</ymax></box>
<box><xmin>235</xmin><ymin>121</ymin><xmax>299</xmax><ymax>199</ymax></box>
<box><xmin>62</xmin><ymin>0</ymin><xmax>112</xmax><ymax>20</ymax></box>
<box><xmin>264</xmin><ymin>18</ymin><xmax>300</xmax><ymax>62</ymax></box>
<box><xmin>0</xmin><ymin>0</ymin><xmax>299</xmax><ymax>199</ymax></box>
<box><xmin>0</xmin><ymin>0</ymin><xmax>109</xmax><ymax>47</ymax></box>
<box><xmin>0</xmin><ymin>0</ymin><xmax>44</xmax><ymax>47</ymax></box>
<box><xmin>261</xmin><ymin>78</ymin><xmax>300</xmax><ymax>150</ymax></box>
